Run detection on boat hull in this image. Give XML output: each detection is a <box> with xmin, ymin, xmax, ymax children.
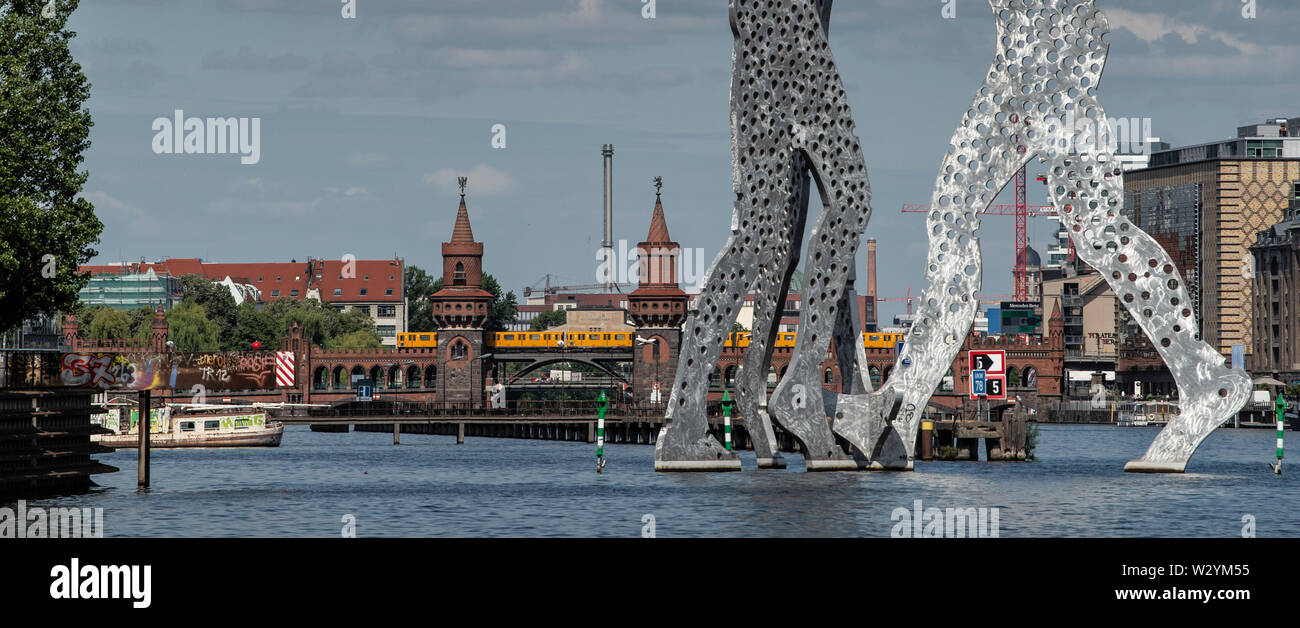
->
<box><xmin>96</xmin><ymin>425</ymin><xmax>283</xmax><ymax>448</ymax></box>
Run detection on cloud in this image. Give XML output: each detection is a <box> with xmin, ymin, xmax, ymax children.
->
<box><xmin>1104</xmin><ymin>8</ymin><xmax>1261</xmax><ymax>56</ymax></box>
<box><xmin>422</xmin><ymin>164</ymin><xmax>516</xmax><ymax>197</ymax></box>
<box><xmin>83</xmin><ymin>190</ymin><xmax>161</xmax><ymax>236</ymax></box>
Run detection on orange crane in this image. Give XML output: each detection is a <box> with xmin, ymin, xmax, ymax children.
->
<box><xmin>901</xmin><ymin>164</ymin><xmax>1060</xmax><ymax>301</ymax></box>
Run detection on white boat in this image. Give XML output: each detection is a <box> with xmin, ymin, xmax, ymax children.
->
<box><xmin>1116</xmin><ymin>400</ymin><xmax>1179</xmax><ymax>427</ymax></box>
<box><xmin>92</xmin><ymin>405</ymin><xmax>283</xmax><ymax>448</ymax></box>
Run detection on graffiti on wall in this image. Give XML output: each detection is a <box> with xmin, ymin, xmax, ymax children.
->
<box><xmin>59</xmin><ymin>352</ymin><xmax>280</xmax><ymax>391</ymax></box>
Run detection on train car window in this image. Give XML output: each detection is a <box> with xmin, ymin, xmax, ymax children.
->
<box><xmin>529</xmin><ymin>334</ymin><xmax>540</xmax><ymax>340</ymax></box>
<box><xmin>420</xmin><ymin>335</ymin><xmax>430</xmax><ymax>341</ymax></box>
<box><xmin>615</xmin><ymin>334</ymin><xmax>624</xmax><ymax>340</ymax></box>
<box><xmin>504</xmin><ymin>334</ymin><xmax>514</xmax><ymax>340</ymax></box>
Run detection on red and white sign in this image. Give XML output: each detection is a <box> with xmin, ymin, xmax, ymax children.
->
<box><xmin>275</xmin><ymin>351</ymin><xmax>295</xmax><ymax>387</ymax></box>
<box><xmin>968</xmin><ymin>350</ymin><xmax>1005</xmax><ymax>374</ymax></box>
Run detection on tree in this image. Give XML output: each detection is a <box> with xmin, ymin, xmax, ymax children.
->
<box><xmin>0</xmin><ymin>0</ymin><xmax>102</xmax><ymax>332</ymax></box>
<box><xmin>165</xmin><ymin>301</ymin><xmax>221</xmax><ymax>351</ymax></box>
<box><xmin>483</xmin><ymin>274</ymin><xmax>518</xmax><ymax>333</ymax></box>
<box><xmin>229</xmin><ymin>301</ymin><xmax>278</xmax><ymax>350</ymax></box>
<box><xmin>178</xmin><ymin>274</ymin><xmax>237</xmax><ymax>346</ymax></box>
<box><xmin>85</xmin><ymin>307</ymin><xmax>129</xmax><ymax>341</ymax></box>
<box><xmin>405</xmin><ymin>265</ymin><xmax>437</xmax><ymax>333</ymax></box>
<box><xmin>327</xmin><ymin>330</ymin><xmax>384</xmax><ymax>350</ymax></box>
<box><xmin>732</xmin><ymin>322</ymin><xmax>748</xmax><ymax>332</ymax></box>
<box><xmin>530</xmin><ymin>309</ymin><xmax>566</xmax><ymax>331</ymax></box>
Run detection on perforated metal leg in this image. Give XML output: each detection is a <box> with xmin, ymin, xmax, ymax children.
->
<box><xmin>859</xmin><ymin>0</ymin><xmax>1250</xmax><ymax>472</ymax></box>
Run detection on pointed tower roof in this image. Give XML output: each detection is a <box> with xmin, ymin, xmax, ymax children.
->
<box><xmin>646</xmin><ymin>195</ymin><xmax>671</xmax><ymax>243</ymax></box>
<box><xmin>451</xmin><ymin>195</ymin><xmax>475</xmax><ymax>243</ymax></box>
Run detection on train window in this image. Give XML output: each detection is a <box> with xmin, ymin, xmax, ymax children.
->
<box><xmin>604</xmin><ymin>334</ymin><xmax>611</xmax><ymax>340</ymax></box>
<box><xmin>529</xmin><ymin>334</ymin><xmax>540</xmax><ymax>340</ymax></box>
<box><xmin>419</xmin><ymin>335</ymin><xmax>430</xmax><ymax>341</ymax></box>
<box><xmin>204</xmin><ymin>420</ymin><xmax>220</xmax><ymax>431</ymax></box>
<box><xmin>615</xmin><ymin>334</ymin><xmax>624</xmax><ymax>340</ymax></box>
<box><xmin>180</xmin><ymin>422</ymin><xmax>195</xmax><ymax>432</ymax></box>
<box><xmin>504</xmin><ymin>334</ymin><xmax>514</xmax><ymax>340</ymax></box>
<box><xmin>870</xmin><ymin>336</ymin><xmax>879</xmax><ymax>342</ymax></box>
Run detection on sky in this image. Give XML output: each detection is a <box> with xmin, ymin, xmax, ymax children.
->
<box><xmin>65</xmin><ymin>0</ymin><xmax>1300</xmax><ymax>323</ymax></box>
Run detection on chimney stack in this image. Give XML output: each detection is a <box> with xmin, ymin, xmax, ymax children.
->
<box><xmin>867</xmin><ymin>238</ymin><xmax>878</xmax><ymax>328</ymax></box>
<box><xmin>601</xmin><ymin>144</ymin><xmax>615</xmax><ymax>292</ymax></box>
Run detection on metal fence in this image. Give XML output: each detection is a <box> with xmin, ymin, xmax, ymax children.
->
<box><xmin>0</xmin><ymin>350</ymin><xmax>65</xmax><ymax>389</ymax></box>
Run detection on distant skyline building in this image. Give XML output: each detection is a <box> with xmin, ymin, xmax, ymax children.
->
<box><xmin>1123</xmin><ymin>116</ymin><xmax>1300</xmax><ymax>359</ymax></box>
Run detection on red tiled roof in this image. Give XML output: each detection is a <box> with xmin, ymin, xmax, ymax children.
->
<box><xmin>79</xmin><ymin>258</ymin><xmax>404</xmax><ymax>303</ymax></box>
<box><xmin>451</xmin><ymin>196</ymin><xmax>475</xmax><ymax>243</ymax></box>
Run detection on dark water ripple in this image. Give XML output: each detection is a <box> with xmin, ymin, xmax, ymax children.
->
<box><xmin>16</xmin><ymin>424</ymin><xmax>1299</xmax><ymax>538</ymax></box>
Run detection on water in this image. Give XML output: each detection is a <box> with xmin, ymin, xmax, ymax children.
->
<box><xmin>19</xmin><ymin>424</ymin><xmax>1299</xmax><ymax>537</ymax></box>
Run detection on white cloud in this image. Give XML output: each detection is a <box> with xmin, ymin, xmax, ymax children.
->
<box><xmin>83</xmin><ymin>190</ymin><xmax>162</xmax><ymax>236</ymax></box>
<box><xmin>422</xmin><ymin>164</ymin><xmax>516</xmax><ymax>197</ymax></box>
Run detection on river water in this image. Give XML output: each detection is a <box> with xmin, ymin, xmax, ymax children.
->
<box><xmin>21</xmin><ymin>424</ymin><xmax>1299</xmax><ymax>537</ymax></box>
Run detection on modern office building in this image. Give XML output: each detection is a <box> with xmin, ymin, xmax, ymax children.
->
<box><xmin>1122</xmin><ymin>117</ymin><xmax>1300</xmax><ymax>359</ymax></box>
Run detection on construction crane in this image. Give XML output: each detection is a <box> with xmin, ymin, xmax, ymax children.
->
<box><xmin>876</xmin><ymin>287</ymin><xmax>916</xmax><ymax>316</ymax></box>
<box><xmin>901</xmin><ymin>164</ymin><xmax>1058</xmax><ymax>301</ymax></box>
<box><xmin>524</xmin><ymin>274</ymin><xmax>635</xmax><ymax>298</ymax></box>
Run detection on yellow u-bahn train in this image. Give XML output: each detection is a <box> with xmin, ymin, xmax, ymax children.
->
<box><xmin>398</xmin><ymin>330</ymin><xmax>907</xmax><ymax>350</ymax></box>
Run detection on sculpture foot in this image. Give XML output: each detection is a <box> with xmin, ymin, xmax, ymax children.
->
<box><xmin>1125</xmin><ymin>369</ymin><xmax>1251</xmax><ymax>473</ymax></box>
<box><xmin>654</xmin><ymin>426</ymin><xmax>741</xmax><ymax>472</ymax></box>
<box><xmin>826</xmin><ymin>385</ymin><xmax>905</xmax><ymax>466</ymax></box>
<box><xmin>768</xmin><ymin>379</ymin><xmax>860</xmax><ymax>471</ymax></box>
<box><xmin>1123</xmin><ymin>459</ymin><xmax>1186</xmax><ymax>473</ymax></box>
<box><xmin>756</xmin><ymin>453</ymin><xmax>788</xmax><ymax>469</ymax></box>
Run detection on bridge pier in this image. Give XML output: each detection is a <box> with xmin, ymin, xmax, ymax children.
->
<box><xmin>394</xmin><ymin>423</ymin><xmax>400</xmax><ymax>445</ymax></box>
<box><xmin>457</xmin><ymin>422</ymin><xmax>465</xmax><ymax>445</ymax></box>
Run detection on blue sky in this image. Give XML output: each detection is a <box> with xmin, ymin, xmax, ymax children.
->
<box><xmin>67</xmin><ymin>0</ymin><xmax>1300</xmax><ymax>322</ymax></box>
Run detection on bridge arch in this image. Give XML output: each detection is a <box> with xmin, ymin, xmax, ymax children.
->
<box><xmin>332</xmin><ymin>365</ymin><xmax>348</xmax><ymax>389</ymax></box>
<box><xmin>350</xmin><ymin>365</ymin><xmax>363</xmax><ymax>388</ymax></box>
<box><xmin>313</xmin><ymin>366</ymin><xmax>328</xmax><ymax>390</ymax></box>
<box><xmin>724</xmin><ymin>365</ymin><xmax>738</xmax><ymax>387</ymax></box>
<box><xmin>501</xmin><ymin>357</ymin><xmax>627</xmax><ymax>383</ymax></box>
<box><xmin>405</xmin><ymin>365</ymin><xmax>421</xmax><ymax>388</ymax></box>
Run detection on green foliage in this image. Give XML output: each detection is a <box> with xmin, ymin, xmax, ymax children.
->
<box><xmin>732</xmin><ymin>322</ymin><xmax>748</xmax><ymax>332</ymax></box>
<box><xmin>481</xmin><ymin>274</ymin><xmax>518</xmax><ymax>333</ymax></box>
<box><xmin>166</xmin><ymin>302</ymin><xmax>221</xmax><ymax>352</ymax></box>
<box><xmin>327</xmin><ymin>330</ymin><xmax>384</xmax><ymax>350</ymax></box>
<box><xmin>530</xmin><ymin>308</ymin><xmax>567</xmax><ymax>331</ymax></box>
<box><xmin>84</xmin><ymin>306</ymin><xmax>129</xmax><ymax>341</ymax></box>
<box><xmin>936</xmin><ymin>445</ymin><xmax>958</xmax><ymax>461</ymax></box>
<box><xmin>229</xmin><ymin>301</ymin><xmax>278</xmax><ymax>350</ymax></box>
<box><xmin>177</xmin><ymin>274</ymin><xmax>237</xmax><ymax>345</ymax></box>
<box><xmin>404</xmin><ymin>265</ymin><xmax>437</xmax><ymax>333</ymax></box>
<box><xmin>0</xmin><ymin>0</ymin><xmax>102</xmax><ymax>332</ymax></box>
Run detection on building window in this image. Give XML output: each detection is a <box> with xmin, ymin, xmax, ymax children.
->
<box><xmin>364</xmin><ymin>274</ymin><xmax>369</xmax><ymax>280</ymax></box>
<box><xmin>333</xmin><ymin>288</ymin><xmax>342</xmax><ymax>296</ymax></box>
<box><xmin>454</xmin><ymin>262</ymin><xmax>466</xmax><ymax>286</ymax></box>
<box><xmin>290</xmin><ymin>289</ymin><xmax>299</xmax><ymax>297</ymax></box>
<box><xmin>378</xmin><ymin>305</ymin><xmax>396</xmax><ymax>317</ymax></box>
<box><xmin>276</xmin><ymin>276</ymin><xmax>281</xmax><ymax>281</ymax></box>
<box><xmin>377</xmin><ymin>325</ymin><xmax>396</xmax><ymax>337</ymax></box>
<box><xmin>385</xmin><ymin>288</ymin><xmax>394</xmax><ymax>296</ymax></box>
<box><xmin>360</xmin><ymin>288</ymin><xmax>368</xmax><ymax>296</ymax></box>
<box><xmin>272</xmin><ymin>290</ymin><xmax>280</xmax><ymax>297</ymax></box>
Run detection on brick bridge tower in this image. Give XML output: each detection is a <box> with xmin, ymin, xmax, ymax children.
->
<box><xmin>628</xmin><ymin>178</ymin><xmax>688</xmax><ymax>410</ymax></box>
<box><xmin>431</xmin><ymin>178</ymin><xmax>492</xmax><ymax>408</ymax></box>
